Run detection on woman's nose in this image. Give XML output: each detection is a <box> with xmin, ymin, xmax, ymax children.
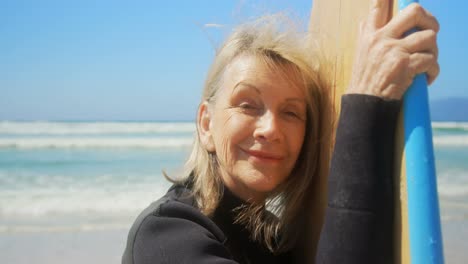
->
<box><xmin>253</xmin><ymin>111</ymin><xmax>282</xmax><ymax>142</ymax></box>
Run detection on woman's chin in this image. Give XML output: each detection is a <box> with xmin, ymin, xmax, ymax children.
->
<box><xmin>241</xmin><ymin>173</ymin><xmax>282</xmax><ymax>197</ymax></box>
<box><xmin>223</xmin><ymin>164</ymin><xmax>288</xmax><ymax>201</ymax></box>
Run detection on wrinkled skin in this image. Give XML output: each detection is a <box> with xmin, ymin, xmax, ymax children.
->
<box><xmin>198</xmin><ymin>55</ymin><xmax>307</xmax><ymax>202</ymax></box>
<box><xmin>347</xmin><ymin>0</ymin><xmax>440</xmax><ymax>99</ymax></box>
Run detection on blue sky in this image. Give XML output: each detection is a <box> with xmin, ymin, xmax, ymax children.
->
<box><xmin>1</xmin><ymin>0</ymin><xmax>466</xmax><ymax>121</ymax></box>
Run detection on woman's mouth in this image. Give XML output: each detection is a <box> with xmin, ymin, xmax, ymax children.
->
<box><xmin>242</xmin><ymin>149</ymin><xmax>284</xmax><ymax>163</ymax></box>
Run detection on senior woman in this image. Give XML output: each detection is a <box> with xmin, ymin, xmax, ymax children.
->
<box><xmin>123</xmin><ymin>1</ymin><xmax>439</xmax><ymax>263</ymax></box>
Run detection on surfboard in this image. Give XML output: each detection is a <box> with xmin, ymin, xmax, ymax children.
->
<box><xmin>399</xmin><ymin>1</ymin><xmax>444</xmax><ymax>263</ymax></box>
<box><xmin>304</xmin><ymin>0</ymin><xmax>444</xmax><ymax>263</ymax></box>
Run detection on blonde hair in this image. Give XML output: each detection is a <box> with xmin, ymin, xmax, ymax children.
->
<box><xmin>168</xmin><ymin>13</ymin><xmax>332</xmax><ymax>253</ymax></box>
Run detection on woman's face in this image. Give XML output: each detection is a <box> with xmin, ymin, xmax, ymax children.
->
<box><xmin>200</xmin><ymin>55</ymin><xmax>307</xmax><ymax>202</ymax></box>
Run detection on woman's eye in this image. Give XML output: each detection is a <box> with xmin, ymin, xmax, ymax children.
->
<box><xmin>240</xmin><ymin>103</ymin><xmax>255</xmax><ymax>109</ymax></box>
<box><xmin>238</xmin><ymin>102</ymin><xmax>262</xmax><ymax>114</ymax></box>
<box><xmin>285</xmin><ymin>111</ymin><xmax>299</xmax><ymax>118</ymax></box>
<box><xmin>284</xmin><ymin>110</ymin><xmax>305</xmax><ymax>121</ymax></box>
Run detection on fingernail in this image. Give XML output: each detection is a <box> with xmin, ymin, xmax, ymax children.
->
<box><xmin>372</xmin><ymin>0</ymin><xmax>381</xmax><ymax>9</ymax></box>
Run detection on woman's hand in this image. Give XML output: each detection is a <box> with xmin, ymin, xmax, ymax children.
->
<box><xmin>346</xmin><ymin>0</ymin><xmax>440</xmax><ymax>100</ymax></box>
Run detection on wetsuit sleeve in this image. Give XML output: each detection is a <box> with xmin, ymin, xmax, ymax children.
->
<box><xmin>123</xmin><ymin>201</ymin><xmax>239</xmax><ymax>264</ymax></box>
<box><xmin>315</xmin><ymin>94</ymin><xmax>401</xmax><ymax>264</ymax></box>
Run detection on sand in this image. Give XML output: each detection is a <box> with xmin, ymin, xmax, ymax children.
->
<box><xmin>0</xmin><ymin>228</ymin><xmax>127</xmax><ymax>264</ymax></box>
<box><xmin>0</xmin><ymin>220</ymin><xmax>466</xmax><ymax>263</ymax></box>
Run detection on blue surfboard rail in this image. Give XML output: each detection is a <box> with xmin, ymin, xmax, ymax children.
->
<box><xmin>399</xmin><ymin>0</ymin><xmax>445</xmax><ymax>263</ymax></box>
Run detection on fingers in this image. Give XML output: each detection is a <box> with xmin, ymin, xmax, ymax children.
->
<box><xmin>408</xmin><ymin>52</ymin><xmax>439</xmax><ymax>84</ymax></box>
<box><xmin>368</xmin><ymin>0</ymin><xmax>392</xmax><ymax>30</ymax></box>
<box><xmin>392</xmin><ymin>5</ymin><xmax>439</xmax><ymax>85</ymax></box>
<box><xmin>402</xmin><ymin>29</ymin><xmax>438</xmax><ymax>58</ymax></box>
<box><xmin>350</xmin><ymin>1</ymin><xmax>441</xmax><ymax>99</ymax></box>
<box><xmin>385</xmin><ymin>3</ymin><xmax>440</xmax><ymax>38</ymax></box>
<box><xmin>426</xmin><ymin>61</ymin><xmax>440</xmax><ymax>85</ymax></box>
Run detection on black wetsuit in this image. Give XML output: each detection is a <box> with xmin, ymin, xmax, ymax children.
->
<box><xmin>122</xmin><ymin>95</ymin><xmax>401</xmax><ymax>264</ymax></box>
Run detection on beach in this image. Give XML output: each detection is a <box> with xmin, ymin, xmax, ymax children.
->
<box><xmin>1</xmin><ymin>121</ymin><xmax>467</xmax><ymax>263</ymax></box>
<box><xmin>1</xmin><ymin>212</ymin><xmax>466</xmax><ymax>263</ymax></box>
<box><xmin>1</xmin><ymin>229</ymin><xmax>127</xmax><ymax>264</ymax></box>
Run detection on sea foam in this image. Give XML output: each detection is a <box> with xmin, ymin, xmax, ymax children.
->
<box><xmin>438</xmin><ymin>170</ymin><xmax>468</xmax><ymax>198</ymax></box>
<box><xmin>0</xmin><ymin>181</ymin><xmax>171</xmax><ymax>218</ymax></box>
<box><xmin>0</xmin><ymin>121</ymin><xmax>195</xmax><ymax>135</ymax></box>
<box><xmin>0</xmin><ymin>137</ymin><xmax>193</xmax><ymax>149</ymax></box>
<box><xmin>433</xmin><ymin>135</ymin><xmax>468</xmax><ymax>146</ymax></box>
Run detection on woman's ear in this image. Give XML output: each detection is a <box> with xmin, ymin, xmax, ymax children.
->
<box><xmin>197</xmin><ymin>101</ymin><xmax>215</xmax><ymax>152</ymax></box>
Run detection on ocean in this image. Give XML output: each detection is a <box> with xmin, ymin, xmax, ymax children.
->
<box><xmin>0</xmin><ymin>121</ymin><xmax>467</xmax><ymax>262</ymax></box>
<box><xmin>0</xmin><ymin>121</ymin><xmax>194</xmax><ymax>234</ymax></box>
